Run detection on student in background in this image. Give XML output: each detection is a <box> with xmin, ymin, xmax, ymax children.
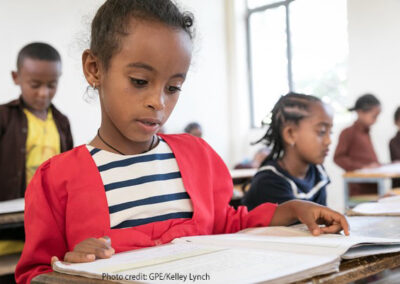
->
<box><xmin>0</xmin><ymin>42</ymin><xmax>73</xmax><ymax>202</ymax></box>
<box><xmin>334</xmin><ymin>94</ymin><xmax>381</xmax><ymax>195</ymax></box>
<box><xmin>389</xmin><ymin>106</ymin><xmax>400</xmax><ymax>188</ymax></box>
<box><xmin>242</xmin><ymin>93</ymin><xmax>332</xmax><ymax>210</ymax></box>
<box><xmin>234</xmin><ymin>147</ymin><xmax>270</xmax><ymax>170</ymax></box>
<box><xmin>16</xmin><ymin>2</ymin><xmax>348</xmax><ymax>283</ymax></box>
<box><xmin>184</xmin><ymin>121</ymin><xmax>202</xmax><ymax>138</ymax></box>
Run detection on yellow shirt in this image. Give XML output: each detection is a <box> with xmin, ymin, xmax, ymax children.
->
<box><xmin>24</xmin><ymin>108</ymin><xmax>60</xmax><ymax>185</ymax></box>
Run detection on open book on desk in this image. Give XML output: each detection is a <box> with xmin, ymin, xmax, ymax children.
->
<box><xmin>348</xmin><ymin>195</ymin><xmax>400</xmax><ymax>216</ymax></box>
<box><xmin>53</xmin><ymin>226</ymin><xmax>400</xmax><ymax>284</ymax></box>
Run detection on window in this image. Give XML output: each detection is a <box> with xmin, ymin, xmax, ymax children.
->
<box><xmin>247</xmin><ymin>0</ymin><xmax>348</xmax><ymax>126</ymax></box>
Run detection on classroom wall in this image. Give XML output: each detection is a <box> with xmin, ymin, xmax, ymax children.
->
<box><xmin>0</xmin><ymin>0</ymin><xmax>231</xmax><ymax>161</ymax></box>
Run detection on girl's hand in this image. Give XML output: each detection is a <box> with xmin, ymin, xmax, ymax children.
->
<box><xmin>270</xmin><ymin>200</ymin><xmax>350</xmax><ymax>236</ymax></box>
<box><xmin>51</xmin><ymin>236</ymin><xmax>115</xmax><ymax>264</ymax></box>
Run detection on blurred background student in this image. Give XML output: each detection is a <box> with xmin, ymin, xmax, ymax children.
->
<box><xmin>0</xmin><ymin>42</ymin><xmax>73</xmax><ymax>202</ymax></box>
<box><xmin>334</xmin><ymin>94</ymin><xmax>381</xmax><ymax>196</ymax></box>
<box><xmin>184</xmin><ymin>121</ymin><xmax>202</xmax><ymax>138</ymax></box>
<box><xmin>389</xmin><ymin>106</ymin><xmax>400</xmax><ymax>188</ymax></box>
<box><xmin>0</xmin><ymin>42</ymin><xmax>73</xmax><ymax>260</ymax></box>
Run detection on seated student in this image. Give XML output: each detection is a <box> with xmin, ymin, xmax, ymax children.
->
<box><xmin>184</xmin><ymin>121</ymin><xmax>202</xmax><ymax>138</ymax></box>
<box><xmin>242</xmin><ymin>93</ymin><xmax>331</xmax><ymax>210</ymax></box>
<box><xmin>0</xmin><ymin>42</ymin><xmax>73</xmax><ymax>202</ymax></box>
<box><xmin>234</xmin><ymin>147</ymin><xmax>270</xmax><ymax>170</ymax></box>
<box><xmin>334</xmin><ymin>94</ymin><xmax>381</xmax><ymax>195</ymax></box>
<box><xmin>389</xmin><ymin>106</ymin><xmax>400</xmax><ymax>188</ymax></box>
<box><xmin>15</xmin><ymin>2</ymin><xmax>348</xmax><ymax>283</ymax></box>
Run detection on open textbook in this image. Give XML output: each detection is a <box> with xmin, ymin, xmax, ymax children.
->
<box><xmin>53</xmin><ymin>225</ymin><xmax>400</xmax><ymax>284</ymax></box>
<box><xmin>349</xmin><ymin>195</ymin><xmax>400</xmax><ymax>216</ymax></box>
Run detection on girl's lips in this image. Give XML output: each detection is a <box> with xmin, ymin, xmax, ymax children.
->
<box><xmin>136</xmin><ymin>119</ymin><xmax>160</xmax><ymax>133</ymax></box>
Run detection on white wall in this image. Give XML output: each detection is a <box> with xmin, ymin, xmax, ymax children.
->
<box><xmin>0</xmin><ymin>0</ymin><xmax>230</xmax><ymax>160</ymax></box>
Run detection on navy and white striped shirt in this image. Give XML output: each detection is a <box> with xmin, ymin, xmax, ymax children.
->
<box><xmin>87</xmin><ymin>138</ymin><xmax>193</xmax><ymax>229</ymax></box>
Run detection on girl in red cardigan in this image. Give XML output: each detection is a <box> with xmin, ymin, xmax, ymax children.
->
<box><xmin>16</xmin><ymin>1</ymin><xmax>349</xmax><ymax>283</ymax></box>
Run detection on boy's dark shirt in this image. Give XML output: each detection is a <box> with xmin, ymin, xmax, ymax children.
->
<box><xmin>242</xmin><ymin>160</ymin><xmax>329</xmax><ymax>210</ymax></box>
<box><xmin>0</xmin><ymin>97</ymin><xmax>73</xmax><ymax>201</ymax></box>
<box><xmin>389</xmin><ymin>131</ymin><xmax>400</xmax><ymax>188</ymax></box>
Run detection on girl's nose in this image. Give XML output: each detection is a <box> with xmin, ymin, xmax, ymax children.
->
<box><xmin>146</xmin><ymin>88</ymin><xmax>165</xmax><ymax>110</ymax></box>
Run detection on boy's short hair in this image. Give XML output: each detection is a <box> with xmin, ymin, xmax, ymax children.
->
<box><xmin>394</xmin><ymin>107</ymin><xmax>400</xmax><ymax>123</ymax></box>
<box><xmin>17</xmin><ymin>42</ymin><xmax>61</xmax><ymax>70</ymax></box>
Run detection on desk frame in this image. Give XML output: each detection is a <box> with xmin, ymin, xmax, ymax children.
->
<box><xmin>343</xmin><ymin>176</ymin><xmax>386</xmax><ymax>208</ymax></box>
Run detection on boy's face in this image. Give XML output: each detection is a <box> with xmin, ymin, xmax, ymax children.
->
<box><xmin>12</xmin><ymin>58</ymin><xmax>61</xmax><ymax>112</ymax></box>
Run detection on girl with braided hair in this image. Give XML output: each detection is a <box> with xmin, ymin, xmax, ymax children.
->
<box><xmin>243</xmin><ymin>92</ymin><xmax>333</xmax><ymax>210</ymax></box>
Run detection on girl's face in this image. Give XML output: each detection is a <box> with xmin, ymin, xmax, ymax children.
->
<box><xmin>290</xmin><ymin>102</ymin><xmax>333</xmax><ymax>165</ymax></box>
<box><xmin>97</xmin><ymin>19</ymin><xmax>192</xmax><ymax>144</ymax></box>
<box><xmin>357</xmin><ymin>106</ymin><xmax>381</xmax><ymax>127</ymax></box>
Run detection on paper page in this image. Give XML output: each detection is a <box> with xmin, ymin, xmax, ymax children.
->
<box><xmin>378</xmin><ymin>195</ymin><xmax>400</xmax><ymax>203</ymax></box>
<box><xmin>0</xmin><ymin>198</ymin><xmax>24</xmax><ymax>214</ymax></box>
<box><xmin>53</xmin><ymin>242</ymin><xmax>340</xmax><ymax>284</ymax></box>
<box><xmin>343</xmin><ymin>244</ymin><xmax>400</xmax><ymax>259</ymax></box>
<box><xmin>351</xmin><ymin>202</ymin><xmax>400</xmax><ymax>216</ymax></box>
<box><xmin>354</xmin><ymin>163</ymin><xmax>400</xmax><ymax>175</ymax></box>
<box><xmin>176</xmin><ymin>226</ymin><xmax>400</xmax><ymax>259</ymax></box>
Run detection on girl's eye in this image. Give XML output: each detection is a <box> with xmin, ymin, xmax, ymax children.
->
<box><xmin>130</xmin><ymin>78</ymin><xmax>148</xmax><ymax>87</ymax></box>
<box><xmin>167</xmin><ymin>86</ymin><xmax>182</xmax><ymax>94</ymax></box>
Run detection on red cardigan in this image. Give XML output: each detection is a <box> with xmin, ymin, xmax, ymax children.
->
<box><xmin>15</xmin><ymin>134</ymin><xmax>277</xmax><ymax>283</ymax></box>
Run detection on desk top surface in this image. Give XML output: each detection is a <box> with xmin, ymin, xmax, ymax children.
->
<box><xmin>344</xmin><ymin>163</ymin><xmax>400</xmax><ymax>178</ymax></box>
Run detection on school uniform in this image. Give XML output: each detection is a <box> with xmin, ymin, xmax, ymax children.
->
<box><xmin>242</xmin><ymin>160</ymin><xmax>329</xmax><ymax>210</ymax></box>
<box><xmin>334</xmin><ymin>121</ymin><xmax>378</xmax><ymax>195</ymax></box>
<box><xmin>15</xmin><ymin>134</ymin><xmax>277</xmax><ymax>284</ymax></box>
<box><xmin>0</xmin><ymin>97</ymin><xmax>73</xmax><ymax>201</ymax></box>
<box><xmin>389</xmin><ymin>131</ymin><xmax>400</xmax><ymax>187</ymax></box>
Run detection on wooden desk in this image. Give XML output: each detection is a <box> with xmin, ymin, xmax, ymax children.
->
<box><xmin>343</xmin><ymin>164</ymin><xmax>400</xmax><ymax>208</ymax></box>
<box><xmin>0</xmin><ymin>212</ymin><xmax>24</xmax><ymax>230</ymax></box>
<box><xmin>31</xmin><ymin>216</ymin><xmax>400</xmax><ymax>284</ymax></box>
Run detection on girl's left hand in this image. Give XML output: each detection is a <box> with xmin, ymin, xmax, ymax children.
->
<box><xmin>270</xmin><ymin>200</ymin><xmax>350</xmax><ymax>236</ymax></box>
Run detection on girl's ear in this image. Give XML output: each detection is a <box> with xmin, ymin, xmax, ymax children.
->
<box><xmin>82</xmin><ymin>49</ymin><xmax>101</xmax><ymax>87</ymax></box>
<box><xmin>282</xmin><ymin>124</ymin><xmax>298</xmax><ymax>147</ymax></box>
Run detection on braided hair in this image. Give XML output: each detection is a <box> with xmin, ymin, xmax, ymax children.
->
<box><xmin>256</xmin><ymin>92</ymin><xmax>321</xmax><ymax>162</ymax></box>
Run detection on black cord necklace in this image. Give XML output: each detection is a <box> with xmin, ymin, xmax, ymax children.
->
<box><xmin>97</xmin><ymin>129</ymin><xmax>156</xmax><ymax>155</ymax></box>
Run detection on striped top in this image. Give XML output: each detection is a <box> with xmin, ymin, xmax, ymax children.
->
<box><xmin>86</xmin><ymin>137</ymin><xmax>193</xmax><ymax>229</ymax></box>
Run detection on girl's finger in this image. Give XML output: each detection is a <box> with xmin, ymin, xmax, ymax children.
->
<box><xmin>51</xmin><ymin>256</ymin><xmax>59</xmax><ymax>266</ymax></box>
<box><xmin>64</xmin><ymin>251</ymin><xmax>96</xmax><ymax>263</ymax></box>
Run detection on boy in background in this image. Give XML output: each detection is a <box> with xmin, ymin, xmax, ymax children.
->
<box><xmin>0</xmin><ymin>42</ymin><xmax>73</xmax><ymax>202</ymax></box>
<box><xmin>389</xmin><ymin>107</ymin><xmax>400</xmax><ymax>188</ymax></box>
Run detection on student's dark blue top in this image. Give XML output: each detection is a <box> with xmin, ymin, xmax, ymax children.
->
<box><xmin>242</xmin><ymin>160</ymin><xmax>329</xmax><ymax>210</ymax></box>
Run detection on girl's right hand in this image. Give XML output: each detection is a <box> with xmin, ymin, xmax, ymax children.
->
<box><xmin>51</xmin><ymin>236</ymin><xmax>115</xmax><ymax>264</ymax></box>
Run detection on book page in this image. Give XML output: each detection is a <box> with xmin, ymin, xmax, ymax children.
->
<box><xmin>354</xmin><ymin>162</ymin><xmax>400</xmax><ymax>175</ymax></box>
<box><xmin>53</xmin><ymin>242</ymin><xmax>340</xmax><ymax>284</ymax></box>
<box><xmin>0</xmin><ymin>198</ymin><xmax>24</xmax><ymax>214</ymax></box>
<box><xmin>175</xmin><ymin>226</ymin><xmax>400</xmax><ymax>259</ymax></box>
<box><xmin>351</xmin><ymin>202</ymin><xmax>400</xmax><ymax>216</ymax></box>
